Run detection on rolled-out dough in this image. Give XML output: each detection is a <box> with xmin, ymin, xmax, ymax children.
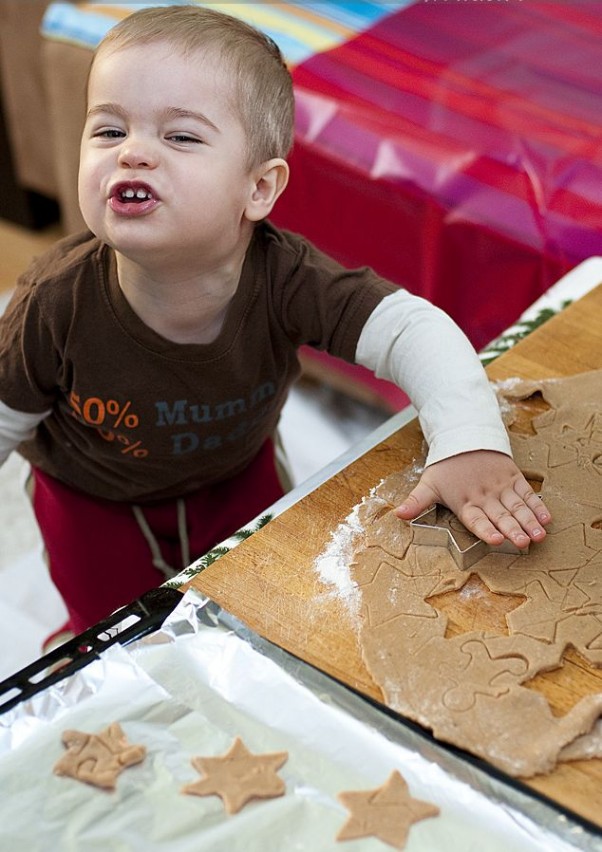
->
<box><xmin>349</xmin><ymin>370</ymin><xmax>602</xmax><ymax>777</ymax></box>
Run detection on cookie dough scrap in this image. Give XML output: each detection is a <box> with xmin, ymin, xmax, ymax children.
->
<box><xmin>53</xmin><ymin>722</ymin><xmax>146</xmax><ymax>790</ymax></box>
<box><xmin>181</xmin><ymin>736</ymin><xmax>288</xmax><ymax>814</ymax></box>
<box><xmin>337</xmin><ymin>770</ymin><xmax>439</xmax><ymax>850</ymax></box>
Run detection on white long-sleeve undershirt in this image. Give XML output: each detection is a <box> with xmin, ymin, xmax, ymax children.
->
<box><xmin>0</xmin><ymin>400</ymin><xmax>49</xmax><ymax>466</ymax></box>
<box><xmin>356</xmin><ymin>289</ymin><xmax>511</xmax><ymax>467</ymax></box>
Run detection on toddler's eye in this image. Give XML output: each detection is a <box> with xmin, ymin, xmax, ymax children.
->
<box><xmin>168</xmin><ymin>134</ymin><xmax>203</xmax><ymax>144</ymax></box>
<box><xmin>94</xmin><ymin>129</ymin><xmax>125</xmax><ymax>139</ymax></box>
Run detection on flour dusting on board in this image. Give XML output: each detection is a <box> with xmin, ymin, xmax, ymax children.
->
<box><xmin>313</xmin><ymin>472</ymin><xmax>419</xmax><ymax>619</ymax></box>
<box><xmin>314</xmin><ymin>501</ymin><xmax>365</xmax><ymax>616</ymax></box>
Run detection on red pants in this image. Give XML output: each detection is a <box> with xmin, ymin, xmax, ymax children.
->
<box><xmin>30</xmin><ymin>441</ymin><xmax>284</xmax><ymax>633</ymax></box>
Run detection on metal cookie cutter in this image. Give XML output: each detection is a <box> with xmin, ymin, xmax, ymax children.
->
<box><xmin>409</xmin><ymin>504</ymin><xmax>528</xmax><ymax>570</ymax></box>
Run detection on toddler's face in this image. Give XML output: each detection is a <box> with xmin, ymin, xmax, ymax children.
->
<box><xmin>78</xmin><ymin>42</ymin><xmax>258</xmax><ymax>266</ymax></box>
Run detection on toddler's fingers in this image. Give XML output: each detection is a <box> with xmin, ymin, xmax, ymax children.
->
<box><xmin>462</xmin><ymin>494</ymin><xmax>543</xmax><ymax>548</ymax></box>
<box><xmin>497</xmin><ymin>487</ymin><xmax>547</xmax><ymax>543</ymax></box>
<box><xmin>513</xmin><ymin>479</ymin><xmax>552</xmax><ymax>527</ymax></box>
<box><xmin>456</xmin><ymin>504</ymin><xmax>506</xmax><ymax>546</ymax></box>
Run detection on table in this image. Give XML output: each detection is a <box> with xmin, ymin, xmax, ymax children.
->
<box><xmin>273</xmin><ymin>0</ymin><xmax>602</xmax><ymax>406</ymax></box>
<box><xmin>190</xmin><ymin>282</ymin><xmax>602</xmax><ymax>828</ymax></box>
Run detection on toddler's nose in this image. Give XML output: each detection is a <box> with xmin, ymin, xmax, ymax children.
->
<box><xmin>117</xmin><ymin>140</ymin><xmax>157</xmax><ymax>169</ymax></box>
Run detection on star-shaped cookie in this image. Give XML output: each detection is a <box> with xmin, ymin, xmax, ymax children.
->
<box><xmin>337</xmin><ymin>770</ymin><xmax>439</xmax><ymax>849</ymax></box>
<box><xmin>53</xmin><ymin>722</ymin><xmax>146</xmax><ymax>790</ymax></box>
<box><xmin>181</xmin><ymin>736</ymin><xmax>288</xmax><ymax>814</ymax></box>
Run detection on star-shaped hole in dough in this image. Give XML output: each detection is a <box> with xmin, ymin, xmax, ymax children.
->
<box><xmin>337</xmin><ymin>770</ymin><xmax>439</xmax><ymax>850</ymax></box>
<box><xmin>181</xmin><ymin>736</ymin><xmax>288</xmax><ymax>814</ymax></box>
<box><xmin>53</xmin><ymin>722</ymin><xmax>146</xmax><ymax>790</ymax></box>
<box><xmin>427</xmin><ymin>573</ymin><xmax>526</xmax><ymax>637</ymax></box>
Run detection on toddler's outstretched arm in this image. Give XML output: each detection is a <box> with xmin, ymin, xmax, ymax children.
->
<box><xmin>394</xmin><ymin>449</ymin><xmax>551</xmax><ymax>547</ymax></box>
<box><xmin>355</xmin><ymin>290</ymin><xmax>553</xmax><ymax>546</ymax></box>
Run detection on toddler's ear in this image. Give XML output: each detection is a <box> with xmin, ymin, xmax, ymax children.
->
<box><xmin>245</xmin><ymin>158</ymin><xmax>289</xmax><ymax>222</ymax></box>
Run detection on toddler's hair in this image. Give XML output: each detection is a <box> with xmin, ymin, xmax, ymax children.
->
<box><xmin>92</xmin><ymin>5</ymin><xmax>294</xmax><ymax>167</ymax></box>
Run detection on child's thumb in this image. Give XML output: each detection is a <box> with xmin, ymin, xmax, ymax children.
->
<box><xmin>394</xmin><ymin>484</ymin><xmax>437</xmax><ymax>520</ymax></box>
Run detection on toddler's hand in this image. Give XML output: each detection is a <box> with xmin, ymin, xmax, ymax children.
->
<box><xmin>394</xmin><ymin>450</ymin><xmax>551</xmax><ymax>548</ymax></box>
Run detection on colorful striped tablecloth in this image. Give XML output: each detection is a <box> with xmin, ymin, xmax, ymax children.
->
<box><xmin>279</xmin><ymin>2</ymin><xmax>602</xmax><ymax>342</ymax></box>
<box><xmin>42</xmin><ymin>2</ymin><xmax>413</xmax><ymax>64</ymax></box>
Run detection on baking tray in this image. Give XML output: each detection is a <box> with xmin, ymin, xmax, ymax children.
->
<box><xmin>0</xmin><ymin>589</ymin><xmax>600</xmax><ymax>850</ymax></box>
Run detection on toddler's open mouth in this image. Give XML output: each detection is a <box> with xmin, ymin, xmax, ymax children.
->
<box><xmin>109</xmin><ymin>181</ymin><xmax>159</xmax><ymax>215</ymax></box>
<box><xmin>112</xmin><ymin>181</ymin><xmax>156</xmax><ymax>202</ymax></box>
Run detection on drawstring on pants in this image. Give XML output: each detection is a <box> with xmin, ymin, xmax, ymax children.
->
<box><xmin>132</xmin><ymin>498</ymin><xmax>190</xmax><ymax>580</ymax></box>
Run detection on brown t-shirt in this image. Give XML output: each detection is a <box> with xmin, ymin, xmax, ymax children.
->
<box><xmin>0</xmin><ymin>222</ymin><xmax>395</xmax><ymax>502</ymax></box>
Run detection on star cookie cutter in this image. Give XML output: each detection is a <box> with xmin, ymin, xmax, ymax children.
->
<box><xmin>410</xmin><ymin>504</ymin><xmax>528</xmax><ymax>570</ymax></box>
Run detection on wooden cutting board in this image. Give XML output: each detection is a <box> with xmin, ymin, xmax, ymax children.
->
<box><xmin>190</xmin><ymin>283</ymin><xmax>602</xmax><ymax>828</ymax></box>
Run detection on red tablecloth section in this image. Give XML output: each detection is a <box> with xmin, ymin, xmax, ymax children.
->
<box><xmin>272</xmin><ymin>1</ymin><xmax>602</xmax><ymax>409</ymax></box>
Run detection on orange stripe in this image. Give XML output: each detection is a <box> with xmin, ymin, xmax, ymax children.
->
<box><xmin>74</xmin><ymin>3</ymin><xmax>133</xmax><ymax>22</ymax></box>
<box><xmin>272</xmin><ymin>3</ymin><xmax>354</xmax><ymax>40</ymax></box>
